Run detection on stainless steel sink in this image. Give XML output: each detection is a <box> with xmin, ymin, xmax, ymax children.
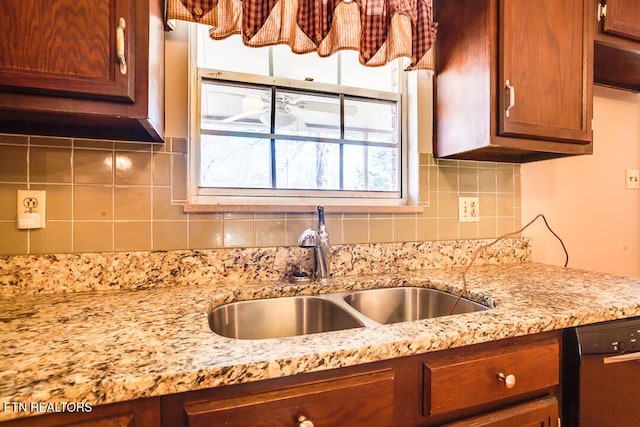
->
<box><xmin>343</xmin><ymin>287</ymin><xmax>488</xmax><ymax>324</ymax></box>
<box><xmin>209</xmin><ymin>286</ymin><xmax>489</xmax><ymax>339</ymax></box>
<box><xmin>209</xmin><ymin>296</ymin><xmax>365</xmax><ymax>339</ymax></box>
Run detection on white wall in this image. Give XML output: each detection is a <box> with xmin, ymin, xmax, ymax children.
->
<box><xmin>164</xmin><ymin>22</ymin><xmax>189</xmax><ymax>138</ymax></box>
<box><xmin>522</xmin><ymin>86</ymin><xmax>640</xmax><ymax>277</ymax></box>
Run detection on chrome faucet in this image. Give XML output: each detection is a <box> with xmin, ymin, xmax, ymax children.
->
<box><xmin>298</xmin><ymin>205</ymin><xmax>330</xmax><ymax>281</ymax></box>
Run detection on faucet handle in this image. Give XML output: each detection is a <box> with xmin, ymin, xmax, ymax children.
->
<box><xmin>298</xmin><ymin>228</ymin><xmax>316</xmax><ymax>248</ymax></box>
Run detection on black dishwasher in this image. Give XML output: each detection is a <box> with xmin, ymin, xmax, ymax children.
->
<box><xmin>563</xmin><ymin>316</ymin><xmax>640</xmax><ymax>427</ymax></box>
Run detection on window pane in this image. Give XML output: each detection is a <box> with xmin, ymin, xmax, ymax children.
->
<box><xmin>201</xmin><ymin>82</ymin><xmax>271</xmax><ymax>134</ymax></box>
<box><xmin>340</xmin><ymin>50</ymin><xmax>399</xmax><ymax>92</ymax></box>
<box><xmin>276</xmin><ymin>91</ymin><xmax>341</xmax><ymax>138</ymax></box>
<box><xmin>200</xmin><ymin>135</ymin><xmax>271</xmax><ymax>188</ymax></box>
<box><xmin>343</xmin><ymin>145</ymin><xmax>399</xmax><ymax>192</ymax></box>
<box><xmin>275</xmin><ymin>140</ymin><xmax>340</xmax><ymax>190</ymax></box>
<box><xmin>344</xmin><ymin>98</ymin><xmax>397</xmax><ymax>144</ymax></box>
<box><xmin>272</xmin><ymin>44</ymin><xmax>338</xmax><ymax>84</ymax></box>
<box><xmin>343</xmin><ymin>145</ymin><xmax>366</xmax><ymax>190</ymax></box>
<box><xmin>197</xmin><ymin>27</ymin><xmax>269</xmax><ymax>75</ymax></box>
<box><xmin>368</xmin><ymin>146</ymin><xmax>398</xmax><ymax>191</ymax></box>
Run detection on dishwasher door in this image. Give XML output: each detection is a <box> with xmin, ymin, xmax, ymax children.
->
<box><xmin>563</xmin><ymin>317</ymin><xmax>640</xmax><ymax>427</ymax></box>
<box><xmin>579</xmin><ymin>352</ymin><xmax>640</xmax><ymax>426</ymax></box>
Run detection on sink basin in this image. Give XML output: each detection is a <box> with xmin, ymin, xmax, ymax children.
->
<box><xmin>209</xmin><ymin>296</ymin><xmax>364</xmax><ymax>339</ymax></box>
<box><xmin>209</xmin><ymin>286</ymin><xmax>490</xmax><ymax>339</ymax></box>
<box><xmin>343</xmin><ymin>287</ymin><xmax>488</xmax><ymax>324</ymax></box>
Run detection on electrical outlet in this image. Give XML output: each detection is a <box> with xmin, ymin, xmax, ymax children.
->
<box><xmin>625</xmin><ymin>169</ymin><xmax>639</xmax><ymax>189</ymax></box>
<box><xmin>17</xmin><ymin>190</ymin><xmax>46</xmax><ymax>229</ymax></box>
<box><xmin>459</xmin><ymin>197</ymin><xmax>480</xmax><ymax>223</ymax></box>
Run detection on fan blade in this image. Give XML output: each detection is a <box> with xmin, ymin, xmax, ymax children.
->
<box><xmin>221</xmin><ymin>109</ymin><xmax>263</xmax><ymax>123</ymax></box>
<box><xmin>293</xmin><ymin>101</ymin><xmax>358</xmax><ymax>116</ymax></box>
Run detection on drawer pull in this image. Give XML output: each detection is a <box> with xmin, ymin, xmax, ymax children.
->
<box><xmin>297</xmin><ymin>415</ymin><xmax>315</xmax><ymax>427</ymax></box>
<box><xmin>497</xmin><ymin>372</ymin><xmax>516</xmax><ymax>389</ymax></box>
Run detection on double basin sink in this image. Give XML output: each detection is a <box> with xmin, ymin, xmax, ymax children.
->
<box><xmin>209</xmin><ymin>287</ymin><xmax>489</xmax><ymax>340</ymax></box>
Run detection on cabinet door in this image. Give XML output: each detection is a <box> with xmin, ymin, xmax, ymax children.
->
<box><xmin>602</xmin><ymin>0</ymin><xmax>640</xmax><ymax>41</ymax></box>
<box><xmin>499</xmin><ymin>0</ymin><xmax>592</xmax><ymax>144</ymax></box>
<box><xmin>442</xmin><ymin>396</ymin><xmax>558</xmax><ymax>427</ymax></box>
<box><xmin>0</xmin><ymin>0</ymin><xmax>135</xmax><ymax>103</ymax></box>
<box><xmin>183</xmin><ymin>369</ymin><xmax>395</xmax><ymax>427</ymax></box>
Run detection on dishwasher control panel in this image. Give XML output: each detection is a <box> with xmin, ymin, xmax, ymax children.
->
<box><xmin>576</xmin><ymin>316</ymin><xmax>640</xmax><ymax>355</ymax></box>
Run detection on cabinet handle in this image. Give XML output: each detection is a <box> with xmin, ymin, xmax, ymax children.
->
<box><xmin>116</xmin><ymin>17</ymin><xmax>127</xmax><ymax>75</ymax></box>
<box><xmin>603</xmin><ymin>352</ymin><xmax>640</xmax><ymax>364</ymax></box>
<box><xmin>297</xmin><ymin>415</ymin><xmax>315</xmax><ymax>427</ymax></box>
<box><xmin>497</xmin><ymin>372</ymin><xmax>516</xmax><ymax>389</ymax></box>
<box><xmin>505</xmin><ymin>80</ymin><xmax>515</xmax><ymax>118</ymax></box>
<box><xmin>597</xmin><ymin>3</ymin><xmax>607</xmax><ymax>22</ymax></box>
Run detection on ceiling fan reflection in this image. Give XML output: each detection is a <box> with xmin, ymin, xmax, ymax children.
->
<box><xmin>221</xmin><ymin>93</ymin><xmax>357</xmax><ymax>128</ymax></box>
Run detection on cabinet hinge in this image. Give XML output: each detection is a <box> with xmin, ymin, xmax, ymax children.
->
<box><xmin>597</xmin><ymin>3</ymin><xmax>607</xmax><ymax>22</ymax></box>
<box><xmin>591</xmin><ymin>118</ymin><xmax>594</xmax><ymax>131</ymax></box>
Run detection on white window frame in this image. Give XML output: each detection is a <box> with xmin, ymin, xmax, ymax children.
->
<box><xmin>187</xmin><ymin>26</ymin><xmax>419</xmax><ymax>209</ymax></box>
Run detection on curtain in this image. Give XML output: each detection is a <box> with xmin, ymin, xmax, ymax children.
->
<box><xmin>166</xmin><ymin>0</ymin><xmax>437</xmax><ymax>71</ymax></box>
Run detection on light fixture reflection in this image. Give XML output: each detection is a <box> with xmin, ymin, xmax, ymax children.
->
<box><xmin>102</xmin><ymin>155</ymin><xmax>133</xmax><ymax>171</ymax></box>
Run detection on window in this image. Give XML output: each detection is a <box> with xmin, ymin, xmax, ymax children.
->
<box><xmin>189</xmin><ymin>24</ymin><xmax>412</xmax><ymax>207</ymax></box>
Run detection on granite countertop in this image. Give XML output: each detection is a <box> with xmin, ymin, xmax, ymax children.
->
<box><xmin>1</xmin><ymin>262</ymin><xmax>640</xmax><ymax>421</ymax></box>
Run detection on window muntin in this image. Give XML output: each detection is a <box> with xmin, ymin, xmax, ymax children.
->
<box><xmin>191</xmin><ymin>26</ymin><xmax>406</xmax><ymax>205</ymax></box>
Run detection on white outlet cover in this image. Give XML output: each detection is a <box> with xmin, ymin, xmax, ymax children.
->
<box><xmin>459</xmin><ymin>196</ymin><xmax>480</xmax><ymax>223</ymax></box>
<box><xmin>17</xmin><ymin>190</ymin><xmax>46</xmax><ymax>229</ymax></box>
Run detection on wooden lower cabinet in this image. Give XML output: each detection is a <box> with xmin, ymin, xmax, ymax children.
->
<box><xmin>161</xmin><ymin>331</ymin><xmax>561</xmax><ymax>427</ymax></box>
<box><xmin>161</xmin><ymin>363</ymin><xmax>398</xmax><ymax>427</ymax></box>
<box><xmin>0</xmin><ymin>331</ymin><xmax>562</xmax><ymax>427</ymax></box>
<box><xmin>423</xmin><ymin>337</ymin><xmax>559</xmax><ymax>416</ymax></box>
<box><xmin>183</xmin><ymin>369</ymin><xmax>395</xmax><ymax>427</ymax></box>
<box><xmin>417</xmin><ymin>333</ymin><xmax>560</xmax><ymax>426</ymax></box>
<box><xmin>443</xmin><ymin>396</ymin><xmax>559</xmax><ymax>427</ymax></box>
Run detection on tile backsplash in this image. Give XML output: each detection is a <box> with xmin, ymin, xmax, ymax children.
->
<box><xmin>0</xmin><ymin>134</ymin><xmax>521</xmax><ymax>255</ymax></box>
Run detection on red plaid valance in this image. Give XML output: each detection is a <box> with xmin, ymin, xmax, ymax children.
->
<box><xmin>166</xmin><ymin>0</ymin><xmax>437</xmax><ymax>71</ymax></box>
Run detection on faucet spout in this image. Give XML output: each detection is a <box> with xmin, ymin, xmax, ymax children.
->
<box><xmin>314</xmin><ymin>206</ymin><xmax>330</xmax><ymax>280</ymax></box>
<box><xmin>297</xmin><ymin>205</ymin><xmax>330</xmax><ymax>281</ymax></box>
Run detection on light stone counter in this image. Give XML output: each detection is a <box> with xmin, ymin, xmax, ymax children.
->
<box><xmin>1</xmin><ymin>261</ymin><xmax>640</xmax><ymax>422</ymax></box>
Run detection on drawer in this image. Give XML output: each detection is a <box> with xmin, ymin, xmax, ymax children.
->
<box><xmin>183</xmin><ymin>368</ymin><xmax>395</xmax><ymax>427</ymax></box>
<box><xmin>442</xmin><ymin>396</ymin><xmax>559</xmax><ymax>427</ymax></box>
<box><xmin>423</xmin><ymin>338</ymin><xmax>559</xmax><ymax>416</ymax></box>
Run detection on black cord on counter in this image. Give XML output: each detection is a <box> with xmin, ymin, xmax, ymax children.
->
<box><xmin>449</xmin><ymin>214</ymin><xmax>569</xmax><ymax>314</ymax></box>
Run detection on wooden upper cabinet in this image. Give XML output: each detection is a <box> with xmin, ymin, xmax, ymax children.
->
<box><xmin>594</xmin><ymin>0</ymin><xmax>640</xmax><ymax>92</ymax></box>
<box><xmin>601</xmin><ymin>0</ymin><xmax>640</xmax><ymax>40</ymax></box>
<box><xmin>0</xmin><ymin>0</ymin><xmax>164</xmax><ymax>142</ymax></box>
<box><xmin>0</xmin><ymin>0</ymin><xmax>135</xmax><ymax>103</ymax></box>
<box><xmin>499</xmin><ymin>0</ymin><xmax>592</xmax><ymax>144</ymax></box>
<box><xmin>434</xmin><ymin>0</ymin><xmax>594</xmax><ymax>163</ymax></box>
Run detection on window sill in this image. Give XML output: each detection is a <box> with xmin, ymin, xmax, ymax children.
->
<box><xmin>183</xmin><ymin>204</ymin><xmax>425</xmax><ymax>214</ymax></box>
